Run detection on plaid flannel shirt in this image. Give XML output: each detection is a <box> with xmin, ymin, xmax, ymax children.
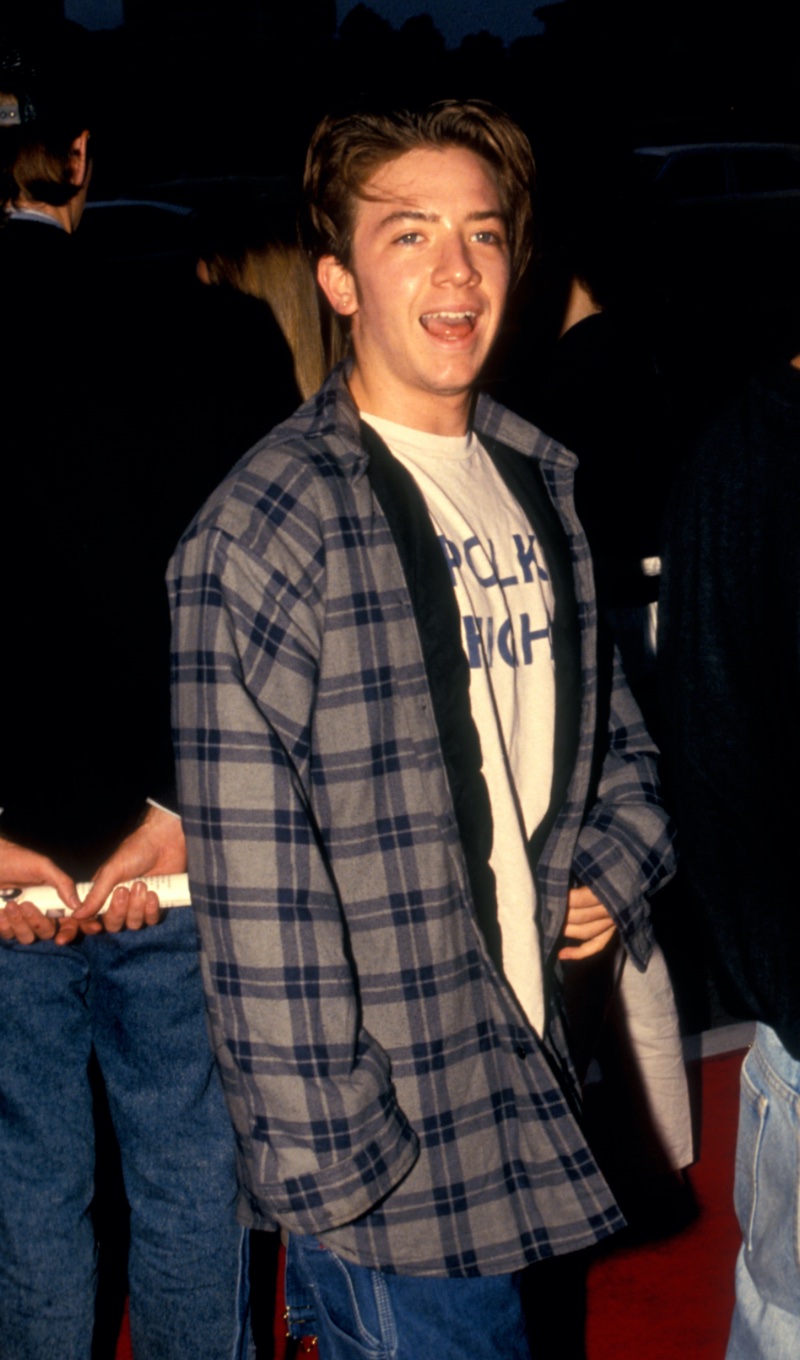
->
<box><xmin>168</xmin><ymin>367</ymin><xmax>675</xmax><ymax>1276</ymax></box>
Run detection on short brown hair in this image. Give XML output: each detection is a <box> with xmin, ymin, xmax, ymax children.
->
<box><xmin>302</xmin><ymin>100</ymin><xmax>535</xmax><ymax>286</ymax></box>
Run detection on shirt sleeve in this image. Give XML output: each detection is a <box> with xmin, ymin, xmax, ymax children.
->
<box><xmin>571</xmin><ymin>644</ymin><xmax>676</xmax><ymax>970</ymax></box>
<box><xmin>169</xmin><ymin>517</ymin><xmax>419</xmax><ymax>1236</ymax></box>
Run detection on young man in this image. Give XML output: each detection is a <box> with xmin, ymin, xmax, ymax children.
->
<box><xmin>0</xmin><ymin>27</ymin><xmax>251</xmax><ymax>1360</ymax></box>
<box><xmin>170</xmin><ymin>101</ymin><xmax>675</xmax><ymax>1358</ymax></box>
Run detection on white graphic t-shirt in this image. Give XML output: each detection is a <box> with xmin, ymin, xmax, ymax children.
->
<box><xmin>363</xmin><ymin>413</ymin><xmax>556</xmax><ymax>1035</ymax></box>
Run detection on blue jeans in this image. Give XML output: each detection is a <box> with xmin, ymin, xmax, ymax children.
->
<box><xmin>285</xmin><ymin>1234</ymin><xmax>531</xmax><ymax>1360</ymax></box>
<box><xmin>727</xmin><ymin>1024</ymin><xmax>800</xmax><ymax>1360</ymax></box>
<box><xmin>0</xmin><ymin>909</ymin><xmax>251</xmax><ymax>1360</ymax></box>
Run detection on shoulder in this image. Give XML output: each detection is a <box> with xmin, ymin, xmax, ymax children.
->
<box><xmin>474</xmin><ymin>392</ymin><xmax>578</xmax><ymax>480</ymax></box>
<box><xmin>179</xmin><ymin>367</ymin><xmax>367</xmax><ymax>557</ymax></box>
<box><xmin>0</xmin><ymin>218</ymin><xmax>81</xmax><ymax>305</ymax></box>
<box><xmin>674</xmin><ymin>364</ymin><xmax>800</xmax><ymax>514</ymax></box>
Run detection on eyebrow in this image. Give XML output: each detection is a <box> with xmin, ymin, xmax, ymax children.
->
<box><xmin>378</xmin><ymin>208</ymin><xmax>506</xmax><ymax>229</ymax></box>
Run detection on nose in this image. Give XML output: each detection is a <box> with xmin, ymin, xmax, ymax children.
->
<box><xmin>432</xmin><ymin>232</ymin><xmax>480</xmax><ymax>287</ymax></box>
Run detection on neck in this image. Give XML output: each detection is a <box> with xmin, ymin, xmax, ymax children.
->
<box><xmin>347</xmin><ymin>370</ymin><xmax>472</xmax><ymax>437</ymax></box>
<box><xmin>11</xmin><ymin>190</ymin><xmax>84</xmax><ymax>235</ymax></box>
<box><xmin>560</xmin><ymin>277</ymin><xmax>602</xmax><ymax>337</ymax></box>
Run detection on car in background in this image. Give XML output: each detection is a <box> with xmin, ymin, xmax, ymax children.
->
<box><xmin>632</xmin><ymin>142</ymin><xmax>800</xmax><ymax>282</ymax></box>
<box><xmin>633</xmin><ymin>142</ymin><xmax>800</xmax><ymax>206</ymax></box>
<box><xmin>80</xmin><ymin>177</ymin><xmax>296</xmax><ymax>287</ymax></box>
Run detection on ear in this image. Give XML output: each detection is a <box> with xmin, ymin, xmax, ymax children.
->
<box><xmin>317</xmin><ymin>254</ymin><xmax>358</xmax><ymax>317</ymax></box>
<box><xmin>67</xmin><ymin>130</ymin><xmax>91</xmax><ymax>189</ymax></box>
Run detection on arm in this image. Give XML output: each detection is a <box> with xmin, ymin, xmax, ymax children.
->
<box><xmin>169</xmin><ymin>518</ymin><xmax>418</xmax><ymax>1236</ymax></box>
<box><xmin>570</xmin><ymin>645</ymin><xmax>676</xmax><ymax>970</ymax></box>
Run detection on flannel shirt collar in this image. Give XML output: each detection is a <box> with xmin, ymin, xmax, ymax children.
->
<box><xmin>299</xmin><ymin>362</ymin><xmax>368</xmax><ymax>482</ymax></box>
<box><xmin>299</xmin><ymin>364</ymin><xmax>579</xmax><ymax>487</ymax></box>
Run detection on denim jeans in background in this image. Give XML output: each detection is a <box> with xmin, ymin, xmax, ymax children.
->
<box><xmin>0</xmin><ymin>908</ymin><xmax>252</xmax><ymax>1360</ymax></box>
<box><xmin>726</xmin><ymin>1023</ymin><xmax>800</xmax><ymax>1360</ymax></box>
<box><xmin>285</xmin><ymin>1233</ymin><xmax>532</xmax><ymax>1360</ymax></box>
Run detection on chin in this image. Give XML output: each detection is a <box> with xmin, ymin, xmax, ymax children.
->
<box><xmin>429</xmin><ymin>366</ymin><xmax>483</xmax><ymax>395</ymax></box>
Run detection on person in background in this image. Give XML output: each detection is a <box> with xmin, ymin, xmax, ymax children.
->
<box><xmin>197</xmin><ymin>204</ymin><xmax>330</xmax><ymax>400</ymax></box>
<box><xmin>660</xmin><ymin>340</ymin><xmax>800</xmax><ymax>1360</ymax></box>
<box><xmin>0</xmin><ymin>24</ymin><xmax>252</xmax><ymax>1359</ymax></box>
<box><xmin>527</xmin><ymin>266</ymin><xmax>693</xmax><ymax>1226</ymax></box>
<box><xmin>170</xmin><ymin>99</ymin><xmax>675</xmax><ymax>1359</ymax></box>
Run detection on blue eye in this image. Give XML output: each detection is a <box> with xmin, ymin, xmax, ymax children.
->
<box><xmin>472</xmin><ymin>230</ymin><xmax>504</xmax><ymax>246</ymax></box>
<box><xmin>395</xmin><ymin>232</ymin><xmax>424</xmax><ymax>245</ymax></box>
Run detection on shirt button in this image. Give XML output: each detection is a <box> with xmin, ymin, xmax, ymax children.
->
<box><xmin>515</xmin><ymin>1044</ymin><xmax>528</xmax><ymax>1060</ymax></box>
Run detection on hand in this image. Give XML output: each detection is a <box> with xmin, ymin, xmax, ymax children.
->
<box><xmin>73</xmin><ymin>805</ymin><xmax>186</xmax><ymax>937</ymax></box>
<box><xmin>558</xmin><ymin>885</ymin><xmax>617</xmax><ymax>961</ymax></box>
<box><xmin>0</xmin><ymin>839</ymin><xmax>81</xmax><ymax>945</ymax></box>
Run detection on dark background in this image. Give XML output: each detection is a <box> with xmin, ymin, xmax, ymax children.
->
<box><xmin>9</xmin><ymin>0</ymin><xmax>800</xmax><ymax>193</ymax></box>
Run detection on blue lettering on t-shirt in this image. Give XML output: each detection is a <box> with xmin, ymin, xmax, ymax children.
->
<box><xmin>520</xmin><ymin>612</ymin><xmax>551</xmax><ymax>665</ymax></box>
<box><xmin>463</xmin><ymin>615</ymin><xmax>496</xmax><ymax>668</ymax></box>
<box><xmin>441</xmin><ymin>532</ymin><xmax>547</xmax><ymax>591</ymax></box>
<box><xmin>487</xmin><ymin>540</ymin><xmax>519</xmax><ymax>589</ymax></box>
<box><xmin>461</xmin><ymin>536</ymin><xmax>521</xmax><ymax>589</ymax></box>
<box><xmin>464</xmin><ymin>536</ymin><xmax>497</xmax><ymax>587</ymax></box>
<box><xmin>464</xmin><ymin>615</ymin><xmax>483</xmax><ymax>668</ymax></box>
<box><xmin>439</xmin><ymin>536</ymin><xmax>461</xmax><ymax>586</ymax></box>
<box><xmin>513</xmin><ymin>533</ymin><xmax>549</xmax><ymax>584</ymax></box>
<box><xmin>497</xmin><ymin>618</ymin><xmax>516</xmax><ymax>667</ymax></box>
<box><xmin>463</xmin><ymin>612</ymin><xmax>551</xmax><ymax>669</ymax></box>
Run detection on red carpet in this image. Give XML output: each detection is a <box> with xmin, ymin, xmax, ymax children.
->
<box><xmin>585</xmin><ymin>1049</ymin><xmax>742</xmax><ymax>1359</ymax></box>
<box><xmin>113</xmin><ymin>1048</ymin><xmax>744</xmax><ymax>1360</ymax></box>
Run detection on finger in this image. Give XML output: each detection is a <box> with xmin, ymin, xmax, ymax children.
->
<box><xmin>565</xmin><ymin>905</ymin><xmax>614</xmax><ymax>926</ymax></box>
<box><xmin>0</xmin><ymin>904</ymin><xmax>34</xmax><ymax>943</ymax></box>
<box><xmin>3</xmin><ymin>908</ymin><xmax>37</xmax><ymax>944</ymax></box>
<box><xmin>567</xmin><ymin>885</ymin><xmax>604</xmax><ymax>910</ymax></box>
<box><xmin>23</xmin><ymin>855</ymin><xmax>82</xmax><ymax>914</ymax></box>
<box><xmin>562</xmin><ymin>917</ymin><xmax>618</xmax><ymax>942</ymax></box>
<box><xmin>102</xmin><ymin>885</ymin><xmax>131</xmax><ymax>934</ymax></box>
<box><xmin>143</xmin><ymin>890</ymin><xmax>162</xmax><ymax>927</ymax></box>
<box><xmin>55</xmin><ymin>917</ymin><xmax>84</xmax><ymax>944</ymax></box>
<box><xmin>47</xmin><ymin>866</ymin><xmax>82</xmax><ymax>915</ymax></box>
<box><xmin>0</xmin><ymin>858</ymin><xmax>80</xmax><ymax>915</ymax></box>
<box><xmin>122</xmin><ymin>880</ymin><xmax>148</xmax><ymax>932</ymax></box>
<box><xmin>75</xmin><ymin>866</ymin><xmax>119</xmax><ymax>920</ymax></box>
<box><xmin>1</xmin><ymin>900</ymin><xmax>57</xmax><ymax>944</ymax></box>
<box><xmin>559</xmin><ymin>925</ymin><xmax>617</xmax><ymax>961</ymax></box>
<box><xmin>19</xmin><ymin>900</ymin><xmax>61</xmax><ymax>941</ymax></box>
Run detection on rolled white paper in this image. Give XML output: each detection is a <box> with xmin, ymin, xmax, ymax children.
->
<box><xmin>2</xmin><ymin>872</ymin><xmax>192</xmax><ymax>916</ymax></box>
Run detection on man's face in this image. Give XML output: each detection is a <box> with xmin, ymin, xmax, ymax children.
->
<box><xmin>318</xmin><ymin>144</ymin><xmax>512</xmax><ymax>433</ymax></box>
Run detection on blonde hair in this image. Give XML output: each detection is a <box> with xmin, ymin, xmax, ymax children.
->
<box><xmin>204</xmin><ymin>237</ymin><xmax>328</xmax><ymax>400</ymax></box>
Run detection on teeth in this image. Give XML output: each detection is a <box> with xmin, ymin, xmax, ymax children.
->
<box><xmin>424</xmin><ymin>311</ymin><xmax>475</xmax><ymax>321</ymax></box>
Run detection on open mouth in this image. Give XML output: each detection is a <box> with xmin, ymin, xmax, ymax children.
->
<box><xmin>420</xmin><ymin>311</ymin><xmax>478</xmax><ymax>340</ymax></box>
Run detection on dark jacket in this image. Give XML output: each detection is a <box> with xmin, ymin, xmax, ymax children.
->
<box><xmin>1</xmin><ymin>214</ymin><xmax>299</xmax><ymax>869</ymax></box>
<box><xmin>1</xmin><ymin>217</ymin><xmax>176</xmax><ymax>863</ymax></box>
<box><xmin>660</xmin><ymin>362</ymin><xmax>800</xmax><ymax>1058</ymax></box>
